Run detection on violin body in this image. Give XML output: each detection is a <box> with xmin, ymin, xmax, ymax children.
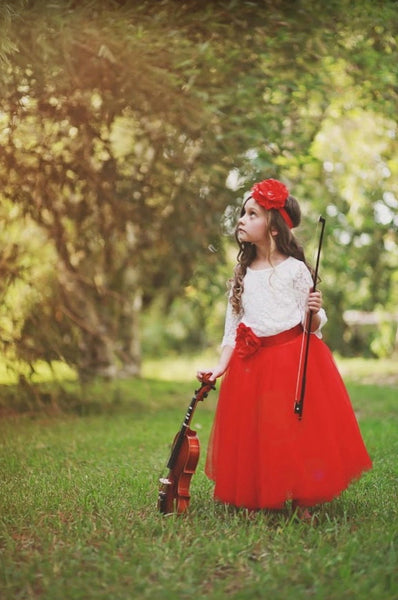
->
<box><xmin>158</xmin><ymin>376</ymin><xmax>215</xmax><ymax>515</ymax></box>
<box><xmin>158</xmin><ymin>427</ymin><xmax>200</xmax><ymax>514</ymax></box>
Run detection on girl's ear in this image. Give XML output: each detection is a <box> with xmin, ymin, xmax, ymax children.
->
<box><xmin>271</xmin><ymin>228</ymin><xmax>278</xmax><ymax>237</ymax></box>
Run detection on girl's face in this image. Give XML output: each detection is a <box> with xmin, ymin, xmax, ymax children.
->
<box><xmin>237</xmin><ymin>197</ymin><xmax>270</xmax><ymax>246</ymax></box>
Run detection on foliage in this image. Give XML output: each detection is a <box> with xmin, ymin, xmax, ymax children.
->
<box><xmin>0</xmin><ymin>1</ymin><xmax>28</xmax><ymax>62</ymax></box>
<box><xmin>0</xmin><ymin>0</ymin><xmax>397</xmax><ymax>380</ymax></box>
<box><xmin>1</xmin><ymin>0</ymin><xmax>234</xmax><ymax>377</ymax></box>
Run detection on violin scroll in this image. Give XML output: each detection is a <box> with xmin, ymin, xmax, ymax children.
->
<box><xmin>195</xmin><ymin>372</ymin><xmax>216</xmax><ymax>402</ymax></box>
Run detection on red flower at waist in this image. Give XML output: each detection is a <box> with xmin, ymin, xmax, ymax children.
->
<box><xmin>235</xmin><ymin>322</ymin><xmax>303</xmax><ymax>358</ymax></box>
<box><xmin>235</xmin><ymin>323</ymin><xmax>262</xmax><ymax>358</ymax></box>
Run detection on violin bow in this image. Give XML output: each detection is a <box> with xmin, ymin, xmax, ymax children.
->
<box><xmin>294</xmin><ymin>216</ymin><xmax>326</xmax><ymax>420</ymax></box>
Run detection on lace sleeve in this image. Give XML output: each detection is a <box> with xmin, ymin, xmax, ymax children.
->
<box><xmin>221</xmin><ymin>294</ymin><xmax>241</xmax><ymax>348</ymax></box>
<box><xmin>293</xmin><ymin>262</ymin><xmax>327</xmax><ymax>338</ymax></box>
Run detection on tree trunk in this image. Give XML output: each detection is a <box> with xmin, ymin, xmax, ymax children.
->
<box><xmin>57</xmin><ymin>263</ymin><xmax>142</xmax><ymax>381</ymax></box>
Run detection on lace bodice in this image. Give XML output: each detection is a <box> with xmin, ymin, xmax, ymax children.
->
<box><xmin>222</xmin><ymin>256</ymin><xmax>327</xmax><ymax>347</ymax></box>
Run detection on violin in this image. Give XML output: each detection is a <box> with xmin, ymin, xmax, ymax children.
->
<box><xmin>158</xmin><ymin>374</ymin><xmax>215</xmax><ymax>515</ymax></box>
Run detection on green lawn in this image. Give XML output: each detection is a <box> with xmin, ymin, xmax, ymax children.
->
<box><xmin>0</xmin><ymin>358</ymin><xmax>397</xmax><ymax>599</ymax></box>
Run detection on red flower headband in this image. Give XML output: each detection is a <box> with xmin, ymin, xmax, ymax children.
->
<box><xmin>250</xmin><ymin>178</ymin><xmax>293</xmax><ymax>229</ymax></box>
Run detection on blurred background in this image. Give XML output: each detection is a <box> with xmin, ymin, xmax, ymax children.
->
<box><xmin>0</xmin><ymin>0</ymin><xmax>397</xmax><ymax>387</ymax></box>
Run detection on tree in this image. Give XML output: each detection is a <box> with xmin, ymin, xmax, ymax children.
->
<box><xmin>1</xmin><ymin>0</ymin><xmax>397</xmax><ymax>381</ymax></box>
<box><xmin>0</xmin><ymin>0</ymin><xmax>240</xmax><ymax>378</ymax></box>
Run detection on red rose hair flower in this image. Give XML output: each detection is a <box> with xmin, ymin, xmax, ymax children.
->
<box><xmin>251</xmin><ymin>178</ymin><xmax>288</xmax><ymax>209</ymax></box>
<box><xmin>250</xmin><ymin>178</ymin><xmax>293</xmax><ymax>228</ymax></box>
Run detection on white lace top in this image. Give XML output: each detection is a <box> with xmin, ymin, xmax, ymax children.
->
<box><xmin>221</xmin><ymin>256</ymin><xmax>327</xmax><ymax>348</ymax></box>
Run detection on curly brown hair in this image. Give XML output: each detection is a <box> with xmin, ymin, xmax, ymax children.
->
<box><xmin>230</xmin><ymin>195</ymin><xmax>314</xmax><ymax>315</ymax></box>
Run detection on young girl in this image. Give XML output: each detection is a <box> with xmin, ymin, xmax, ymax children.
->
<box><xmin>197</xmin><ymin>178</ymin><xmax>372</xmax><ymax>515</ymax></box>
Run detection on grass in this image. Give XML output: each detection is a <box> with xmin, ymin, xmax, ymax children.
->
<box><xmin>0</xmin><ymin>357</ymin><xmax>397</xmax><ymax>599</ymax></box>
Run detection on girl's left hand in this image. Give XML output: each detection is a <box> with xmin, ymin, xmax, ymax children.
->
<box><xmin>307</xmin><ymin>290</ymin><xmax>322</xmax><ymax>314</ymax></box>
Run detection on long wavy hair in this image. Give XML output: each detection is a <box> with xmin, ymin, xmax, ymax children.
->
<box><xmin>230</xmin><ymin>195</ymin><xmax>314</xmax><ymax>315</ymax></box>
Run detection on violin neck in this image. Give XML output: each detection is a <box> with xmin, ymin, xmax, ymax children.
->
<box><xmin>167</xmin><ymin>394</ymin><xmax>198</xmax><ymax>469</ymax></box>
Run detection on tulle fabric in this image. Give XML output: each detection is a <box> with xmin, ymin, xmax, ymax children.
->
<box><xmin>205</xmin><ymin>334</ymin><xmax>372</xmax><ymax>509</ymax></box>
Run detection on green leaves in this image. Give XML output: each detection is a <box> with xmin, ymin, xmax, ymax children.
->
<box><xmin>0</xmin><ymin>0</ymin><xmax>397</xmax><ymax>378</ymax></box>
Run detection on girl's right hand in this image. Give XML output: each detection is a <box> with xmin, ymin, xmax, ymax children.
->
<box><xmin>196</xmin><ymin>367</ymin><xmax>224</xmax><ymax>383</ymax></box>
<box><xmin>196</xmin><ymin>345</ymin><xmax>234</xmax><ymax>383</ymax></box>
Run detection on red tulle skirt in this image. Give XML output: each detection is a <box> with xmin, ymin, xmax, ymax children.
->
<box><xmin>205</xmin><ymin>329</ymin><xmax>372</xmax><ymax>509</ymax></box>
